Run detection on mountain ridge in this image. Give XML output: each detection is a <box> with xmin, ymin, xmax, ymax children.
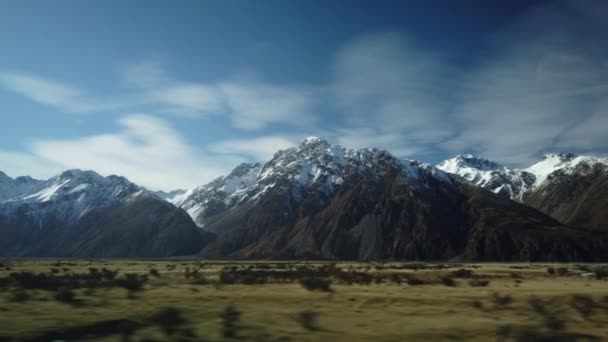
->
<box><xmin>1</xmin><ymin>137</ymin><xmax>607</xmax><ymax>260</ymax></box>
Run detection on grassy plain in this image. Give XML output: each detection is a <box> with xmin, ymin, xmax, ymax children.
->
<box><xmin>0</xmin><ymin>260</ymin><xmax>607</xmax><ymax>341</ymax></box>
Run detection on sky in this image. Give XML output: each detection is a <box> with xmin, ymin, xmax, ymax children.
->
<box><xmin>0</xmin><ymin>0</ymin><xmax>607</xmax><ymax>190</ymax></box>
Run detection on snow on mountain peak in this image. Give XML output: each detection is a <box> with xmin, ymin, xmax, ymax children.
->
<box><xmin>0</xmin><ymin>169</ymin><xmax>146</xmax><ymax>226</ymax></box>
<box><xmin>171</xmin><ymin>138</ymin><xmax>450</xmax><ymax>226</ymax></box>
<box><xmin>437</xmin><ymin>155</ymin><xmax>533</xmax><ymax>199</ymax></box>
<box><xmin>301</xmin><ymin>136</ymin><xmax>327</xmax><ymax>146</ymax></box>
<box><xmin>526</xmin><ymin>153</ymin><xmax>607</xmax><ymax>187</ymax></box>
<box><xmin>438</xmin><ymin>151</ymin><xmax>608</xmax><ymax>199</ymax></box>
<box><xmin>439</xmin><ymin>154</ymin><xmax>503</xmax><ymax>173</ymax></box>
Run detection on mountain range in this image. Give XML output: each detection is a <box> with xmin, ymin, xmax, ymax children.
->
<box><xmin>1</xmin><ymin>137</ymin><xmax>607</xmax><ymax>261</ymax></box>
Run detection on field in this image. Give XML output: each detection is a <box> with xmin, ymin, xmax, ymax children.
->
<box><xmin>1</xmin><ymin>260</ymin><xmax>608</xmax><ymax>341</ymax></box>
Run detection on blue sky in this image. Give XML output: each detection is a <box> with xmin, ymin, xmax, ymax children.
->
<box><xmin>1</xmin><ymin>0</ymin><xmax>607</xmax><ymax>190</ymax></box>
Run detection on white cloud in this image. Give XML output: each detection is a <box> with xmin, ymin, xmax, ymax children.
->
<box><xmin>330</xmin><ymin>32</ymin><xmax>454</xmax><ymax>157</ymax></box>
<box><xmin>122</xmin><ymin>61</ymin><xmax>170</xmax><ymax>89</ymax></box>
<box><xmin>443</xmin><ymin>2</ymin><xmax>608</xmax><ymax>164</ymax></box>
<box><xmin>209</xmin><ymin>136</ymin><xmax>297</xmax><ymax>161</ymax></box>
<box><xmin>557</xmin><ymin>107</ymin><xmax>608</xmax><ymax>150</ymax></box>
<box><xmin>0</xmin><ymin>72</ymin><xmax>88</xmax><ymax>112</ymax></box>
<box><xmin>0</xmin><ymin>150</ymin><xmax>63</xmax><ymax>180</ymax></box>
<box><xmin>154</xmin><ymin>83</ymin><xmax>224</xmax><ymax>114</ymax></box>
<box><xmin>29</xmin><ymin>114</ymin><xmax>243</xmax><ymax>190</ymax></box>
<box><xmin>219</xmin><ymin>80</ymin><xmax>318</xmax><ymax>130</ymax></box>
<box><xmin>122</xmin><ymin>63</ymin><xmax>320</xmax><ymax>129</ymax></box>
<box><xmin>335</xmin><ymin>128</ymin><xmax>422</xmax><ymax>157</ymax></box>
<box><xmin>0</xmin><ymin>72</ymin><xmax>130</xmax><ymax>113</ymax></box>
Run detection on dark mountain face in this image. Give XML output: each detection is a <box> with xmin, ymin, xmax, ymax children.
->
<box><xmin>439</xmin><ymin>153</ymin><xmax>608</xmax><ymax>233</ymax></box>
<box><xmin>196</xmin><ymin>145</ymin><xmax>607</xmax><ymax>261</ymax></box>
<box><xmin>0</xmin><ymin>170</ymin><xmax>208</xmax><ymax>258</ymax></box>
<box><xmin>523</xmin><ymin>163</ymin><xmax>608</xmax><ymax>232</ymax></box>
<box><xmin>2</xmin><ymin>139</ymin><xmax>607</xmax><ymax>261</ymax></box>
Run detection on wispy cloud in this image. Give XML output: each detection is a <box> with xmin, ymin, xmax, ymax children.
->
<box><xmin>209</xmin><ymin>136</ymin><xmax>297</xmax><ymax>160</ymax></box>
<box><xmin>219</xmin><ymin>80</ymin><xmax>318</xmax><ymax>130</ymax></box>
<box><xmin>0</xmin><ymin>72</ymin><xmax>97</xmax><ymax>113</ymax></box>
<box><xmin>0</xmin><ymin>150</ymin><xmax>62</xmax><ymax>180</ymax></box>
<box><xmin>29</xmin><ymin>114</ymin><xmax>243</xmax><ymax>190</ymax></box>
<box><xmin>330</xmin><ymin>32</ymin><xmax>456</xmax><ymax>158</ymax></box>
<box><xmin>125</xmin><ymin>63</ymin><xmax>320</xmax><ymax>129</ymax></box>
<box><xmin>444</xmin><ymin>1</ymin><xmax>608</xmax><ymax>164</ymax></box>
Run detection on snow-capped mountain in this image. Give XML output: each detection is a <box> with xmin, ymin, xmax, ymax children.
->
<box><xmin>0</xmin><ymin>171</ymin><xmax>45</xmax><ymax>202</ymax></box>
<box><xmin>0</xmin><ymin>169</ymin><xmax>145</xmax><ymax>225</ymax></box>
<box><xmin>0</xmin><ymin>169</ymin><xmax>204</xmax><ymax>257</ymax></box>
<box><xmin>170</xmin><ymin>137</ymin><xmax>451</xmax><ymax>227</ymax></box>
<box><xmin>437</xmin><ymin>153</ymin><xmax>608</xmax><ymax>199</ymax></box>
<box><xmin>525</xmin><ymin>153</ymin><xmax>608</xmax><ymax>188</ymax></box>
<box><xmin>2</xmin><ymin>138</ymin><xmax>607</xmax><ymax>261</ymax></box>
<box><xmin>437</xmin><ymin>154</ymin><xmax>535</xmax><ymax>199</ymax></box>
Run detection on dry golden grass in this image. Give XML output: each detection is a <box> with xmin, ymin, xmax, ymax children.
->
<box><xmin>0</xmin><ymin>260</ymin><xmax>607</xmax><ymax>341</ymax></box>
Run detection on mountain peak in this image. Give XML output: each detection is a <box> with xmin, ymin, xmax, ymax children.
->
<box><xmin>438</xmin><ymin>154</ymin><xmax>503</xmax><ymax>173</ymax></box>
<box><xmin>539</xmin><ymin>153</ymin><xmax>578</xmax><ymax>163</ymax></box>
<box><xmin>58</xmin><ymin>169</ymin><xmax>103</xmax><ymax>181</ymax></box>
<box><xmin>301</xmin><ymin>136</ymin><xmax>326</xmax><ymax>145</ymax></box>
<box><xmin>299</xmin><ymin>136</ymin><xmax>332</xmax><ymax>150</ymax></box>
<box><xmin>0</xmin><ymin>171</ymin><xmax>12</xmax><ymax>183</ymax></box>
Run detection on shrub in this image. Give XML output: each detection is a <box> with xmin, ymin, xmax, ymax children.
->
<box><xmin>299</xmin><ymin>277</ymin><xmax>333</xmax><ymax>292</ymax></box>
<box><xmin>441</xmin><ymin>276</ymin><xmax>456</xmax><ymax>287</ymax></box>
<box><xmin>221</xmin><ymin>304</ymin><xmax>241</xmax><ymax>338</ymax></box>
<box><xmin>116</xmin><ymin>274</ymin><xmax>147</xmax><ymax>298</ymax></box>
<box><xmin>594</xmin><ymin>268</ymin><xmax>608</xmax><ymax>280</ymax></box>
<box><xmin>9</xmin><ymin>288</ymin><xmax>31</xmax><ymax>302</ymax></box>
<box><xmin>469</xmin><ymin>279</ymin><xmax>490</xmax><ymax>287</ymax></box>
<box><xmin>298</xmin><ymin>310</ymin><xmax>319</xmax><ymax>331</ymax></box>
<box><xmin>55</xmin><ymin>287</ymin><xmax>76</xmax><ymax>303</ymax></box>
<box><xmin>450</xmin><ymin>269</ymin><xmax>474</xmax><ymax>278</ymax></box>
<box><xmin>492</xmin><ymin>292</ymin><xmax>513</xmax><ymax>307</ymax></box>
<box><xmin>150</xmin><ymin>307</ymin><xmax>187</xmax><ymax>336</ymax></box>
<box><xmin>389</xmin><ymin>273</ymin><xmax>403</xmax><ymax>285</ymax></box>
<box><xmin>149</xmin><ymin>268</ymin><xmax>161</xmax><ymax>277</ymax></box>
<box><xmin>570</xmin><ymin>295</ymin><xmax>595</xmax><ymax>320</ymax></box>
<box><xmin>192</xmin><ymin>275</ymin><xmax>209</xmax><ymax>285</ymax></box>
<box><xmin>406</xmin><ymin>276</ymin><xmax>425</xmax><ymax>286</ymax></box>
<box><xmin>471</xmin><ymin>300</ymin><xmax>484</xmax><ymax>310</ymax></box>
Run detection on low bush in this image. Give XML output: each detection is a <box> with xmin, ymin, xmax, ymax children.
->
<box><xmin>298</xmin><ymin>310</ymin><xmax>319</xmax><ymax>331</ymax></box>
<box><xmin>9</xmin><ymin>288</ymin><xmax>31</xmax><ymax>302</ymax></box>
<box><xmin>148</xmin><ymin>268</ymin><xmax>161</xmax><ymax>277</ymax></box>
<box><xmin>570</xmin><ymin>295</ymin><xmax>595</xmax><ymax>320</ymax></box>
<box><xmin>406</xmin><ymin>276</ymin><xmax>425</xmax><ymax>286</ymax></box>
<box><xmin>55</xmin><ymin>287</ymin><xmax>76</xmax><ymax>303</ymax></box>
<box><xmin>492</xmin><ymin>292</ymin><xmax>513</xmax><ymax>307</ymax></box>
<box><xmin>469</xmin><ymin>279</ymin><xmax>490</xmax><ymax>287</ymax></box>
<box><xmin>450</xmin><ymin>269</ymin><xmax>474</xmax><ymax>278</ymax></box>
<box><xmin>441</xmin><ymin>276</ymin><xmax>456</xmax><ymax>287</ymax></box>
<box><xmin>299</xmin><ymin>277</ymin><xmax>333</xmax><ymax>292</ymax></box>
<box><xmin>150</xmin><ymin>307</ymin><xmax>188</xmax><ymax>336</ymax></box>
<box><xmin>221</xmin><ymin>304</ymin><xmax>241</xmax><ymax>338</ymax></box>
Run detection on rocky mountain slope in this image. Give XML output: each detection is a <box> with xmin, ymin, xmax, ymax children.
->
<box><xmin>170</xmin><ymin>138</ymin><xmax>607</xmax><ymax>261</ymax></box>
<box><xmin>3</xmin><ymin>138</ymin><xmax>607</xmax><ymax>260</ymax></box>
<box><xmin>438</xmin><ymin>153</ymin><xmax>608</xmax><ymax>232</ymax></box>
<box><xmin>523</xmin><ymin>156</ymin><xmax>608</xmax><ymax>232</ymax></box>
<box><xmin>0</xmin><ymin>170</ymin><xmax>205</xmax><ymax>257</ymax></box>
<box><xmin>436</xmin><ymin>154</ymin><xmax>535</xmax><ymax>199</ymax></box>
